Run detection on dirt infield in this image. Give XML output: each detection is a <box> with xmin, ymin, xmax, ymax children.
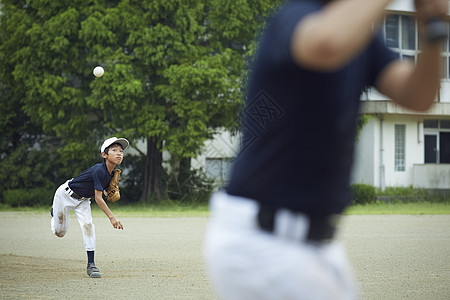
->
<box><xmin>0</xmin><ymin>212</ymin><xmax>449</xmax><ymax>299</ymax></box>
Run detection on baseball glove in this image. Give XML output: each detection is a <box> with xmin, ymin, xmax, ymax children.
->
<box><xmin>106</xmin><ymin>169</ymin><xmax>121</xmax><ymax>202</ymax></box>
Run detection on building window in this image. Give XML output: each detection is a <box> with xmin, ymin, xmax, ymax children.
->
<box><xmin>395</xmin><ymin>125</ymin><xmax>406</xmax><ymax>171</ymax></box>
<box><xmin>382</xmin><ymin>13</ymin><xmax>449</xmax><ymax>79</ymax></box>
<box><xmin>382</xmin><ymin>14</ymin><xmax>417</xmax><ymax>61</ymax></box>
<box><xmin>205</xmin><ymin>158</ymin><xmax>233</xmax><ymax>181</ymax></box>
<box><xmin>401</xmin><ymin>15</ymin><xmax>416</xmax><ymax>50</ymax></box>
<box><xmin>385</xmin><ymin>14</ymin><xmax>399</xmax><ymax>48</ymax></box>
<box><xmin>424</xmin><ymin>120</ymin><xmax>450</xmax><ymax>163</ymax></box>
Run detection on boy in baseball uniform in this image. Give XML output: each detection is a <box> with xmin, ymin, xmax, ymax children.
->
<box><xmin>204</xmin><ymin>0</ymin><xmax>447</xmax><ymax>299</ymax></box>
<box><xmin>51</xmin><ymin>137</ymin><xmax>128</xmax><ymax>278</ymax></box>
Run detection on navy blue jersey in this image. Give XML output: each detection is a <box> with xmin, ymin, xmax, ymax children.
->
<box><xmin>69</xmin><ymin>162</ymin><xmax>113</xmax><ymax>198</ymax></box>
<box><xmin>226</xmin><ymin>0</ymin><xmax>398</xmax><ymax>216</ymax></box>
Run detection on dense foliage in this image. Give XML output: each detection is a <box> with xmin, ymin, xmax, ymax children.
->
<box><xmin>351</xmin><ymin>184</ymin><xmax>376</xmax><ymax>205</ymax></box>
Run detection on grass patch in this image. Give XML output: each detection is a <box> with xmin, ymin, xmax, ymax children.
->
<box><xmin>1</xmin><ymin>200</ymin><xmax>450</xmax><ymax>216</ymax></box>
<box><xmin>92</xmin><ymin>201</ymin><xmax>210</xmax><ymax>218</ymax></box>
<box><xmin>375</xmin><ymin>186</ymin><xmax>429</xmax><ymax>196</ymax></box>
<box><xmin>0</xmin><ymin>203</ymin><xmax>50</xmax><ymax>213</ymax></box>
<box><xmin>0</xmin><ymin>201</ymin><xmax>210</xmax><ymax>218</ymax></box>
<box><xmin>345</xmin><ymin>201</ymin><xmax>450</xmax><ymax>215</ymax></box>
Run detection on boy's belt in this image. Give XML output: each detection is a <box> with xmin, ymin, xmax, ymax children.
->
<box><xmin>65</xmin><ymin>187</ymin><xmax>90</xmax><ymax>201</ymax></box>
<box><xmin>257</xmin><ymin>205</ymin><xmax>338</xmax><ymax>243</ymax></box>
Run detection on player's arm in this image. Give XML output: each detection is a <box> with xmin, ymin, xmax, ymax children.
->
<box><xmin>375</xmin><ymin>44</ymin><xmax>440</xmax><ymax>111</ymax></box>
<box><xmin>375</xmin><ymin>0</ymin><xmax>447</xmax><ymax>111</ymax></box>
<box><xmin>291</xmin><ymin>0</ymin><xmax>392</xmax><ymax>71</ymax></box>
<box><xmin>94</xmin><ymin>189</ymin><xmax>123</xmax><ymax>230</ymax></box>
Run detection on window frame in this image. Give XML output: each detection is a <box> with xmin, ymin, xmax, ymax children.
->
<box><xmin>394</xmin><ymin>124</ymin><xmax>406</xmax><ymax>172</ymax></box>
<box><xmin>382</xmin><ymin>13</ymin><xmax>449</xmax><ymax>80</ymax></box>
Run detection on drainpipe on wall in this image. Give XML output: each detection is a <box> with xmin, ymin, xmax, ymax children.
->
<box><xmin>417</xmin><ymin>121</ymin><xmax>422</xmax><ymax>144</ymax></box>
<box><xmin>380</xmin><ymin>117</ymin><xmax>385</xmax><ymax>191</ymax></box>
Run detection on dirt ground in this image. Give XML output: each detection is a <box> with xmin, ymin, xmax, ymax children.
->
<box><xmin>0</xmin><ymin>212</ymin><xmax>449</xmax><ymax>300</ymax></box>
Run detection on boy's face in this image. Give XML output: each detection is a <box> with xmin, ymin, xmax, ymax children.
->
<box><xmin>102</xmin><ymin>144</ymin><xmax>124</xmax><ymax>165</ymax></box>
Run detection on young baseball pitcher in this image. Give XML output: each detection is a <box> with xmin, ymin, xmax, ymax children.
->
<box><xmin>50</xmin><ymin>137</ymin><xmax>128</xmax><ymax>278</ymax></box>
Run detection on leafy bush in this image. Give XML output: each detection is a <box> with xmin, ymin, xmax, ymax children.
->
<box><xmin>376</xmin><ymin>186</ymin><xmax>428</xmax><ymax>197</ymax></box>
<box><xmin>376</xmin><ymin>186</ymin><xmax>450</xmax><ymax>203</ymax></box>
<box><xmin>351</xmin><ymin>184</ymin><xmax>376</xmax><ymax>205</ymax></box>
<box><xmin>165</xmin><ymin>168</ymin><xmax>214</xmax><ymax>205</ymax></box>
<box><xmin>3</xmin><ymin>187</ymin><xmax>56</xmax><ymax>207</ymax></box>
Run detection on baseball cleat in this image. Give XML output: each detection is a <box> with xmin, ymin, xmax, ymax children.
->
<box><xmin>87</xmin><ymin>263</ymin><xmax>101</xmax><ymax>278</ymax></box>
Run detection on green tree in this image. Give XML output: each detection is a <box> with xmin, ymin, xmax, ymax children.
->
<box><xmin>0</xmin><ymin>1</ymin><xmax>66</xmax><ymax>203</ymax></box>
<box><xmin>0</xmin><ymin>0</ymin><xmax>281</xmax><ymax>204</ymax></box>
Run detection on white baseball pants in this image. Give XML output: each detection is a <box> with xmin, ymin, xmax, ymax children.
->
<box><xmin>203</xmin><ymin>192</ymin><xmax>358</xmax><ymax>300</ymax></box>
<box><xmin>50</xmin><ymin>180</ymin><xmax>96</xmax><ymax>251</ymax></box>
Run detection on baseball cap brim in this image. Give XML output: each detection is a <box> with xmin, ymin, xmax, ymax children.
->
<box><xmin>101</xmin><ymin>137</ymin><xmax>129</xmax><ymax>153</ymax></box>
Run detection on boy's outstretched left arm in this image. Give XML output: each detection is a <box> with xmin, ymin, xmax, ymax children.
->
<box><xmin>95</xmin><ymin>189</ymin><xmax>123</xmax><ymax>230</ymax></box>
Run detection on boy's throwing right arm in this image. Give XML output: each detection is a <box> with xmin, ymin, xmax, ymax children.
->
<box><xmin>290</xmin><ymin>0</ymin><xmax>394</xmax><ymax>71</ymax></box>
<box><xmin>376</xmin><ymin>0</ymin><xmax>448</xmax><ymax>112</ymax></box>
<box><xmin>290</xmin><ymin>0</ymin><xmax>448</xmax><ymax>112</ymax></box>
<box><xmin>95</xmin><ymin>189</ymin><xmax>123</xmax><ymax>230</ymax></box>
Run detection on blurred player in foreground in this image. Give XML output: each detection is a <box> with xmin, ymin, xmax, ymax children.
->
<box><xmin>51</xmin><ymin>137</ymin><xmax>128</xmax><ymax>278</ymax></box>
<box><xmin>204</xmin><ymin>0</ymin><xmax>447</xmax><ymax>298</ymax></box>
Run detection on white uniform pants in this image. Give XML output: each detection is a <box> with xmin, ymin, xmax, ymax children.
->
<box><xmin>51</xmin><ymin>180</ymin><xmax>96</xmax><ymax>251</ymax></box>
<box><xmin>204</xmin><ymin>192</ymin><xmax>358</xmax><ymax>300</ymax></box>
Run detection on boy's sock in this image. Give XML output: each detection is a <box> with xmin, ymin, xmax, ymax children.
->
<box><xmin>87</xmin><ymin>251</ymin><xmax>95</xmax><ymax>265</ymax></box>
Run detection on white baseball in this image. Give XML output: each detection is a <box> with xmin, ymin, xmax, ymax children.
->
<box><xmin>93</xmin><ymin>66</ymin><xmax>104</xmax><ymax>77</ymax></box>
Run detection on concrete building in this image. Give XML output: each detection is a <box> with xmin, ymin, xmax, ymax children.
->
<box><xmin>353</xmin><ymin>0</ymin><xmax>450</xmax><ymax>190</ymax></box>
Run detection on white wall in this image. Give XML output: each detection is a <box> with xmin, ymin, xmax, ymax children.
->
<box><xmin>386</xmin><ymin>0</ymin><xmax>414</xmax><ymax>12</ymax></box>
<box><xmin>191</xmin><ymin>129</ymin><xmax>240</xmax><ymax>170</ymax></box>
<box><xmin>384</xmin><ymin>116</ymin><xmax>421</xmax><ymax>187</ymax></box>
<box><xmin>439</xmin><ymin>82</ymin><xmax>450</xmax><ymax>103</ymax></box>
<box><xmin>413</xmin><ymin>164</ymin><xmax>450</xmax><ymax>188</ymax></box>
<box><xmin>388</xmin><ymin>0</ymin><xmax>450</xmax><ymax>14</ymax></box>
<box><xmin>353</xmin><ymin>115</ymin><xmax>426</xmax><ymax>188</ymax></box>
<box><xmin>352</xmin><ymin>119</ymin><xmax>378</xmax><ymax>185</ymax></box>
